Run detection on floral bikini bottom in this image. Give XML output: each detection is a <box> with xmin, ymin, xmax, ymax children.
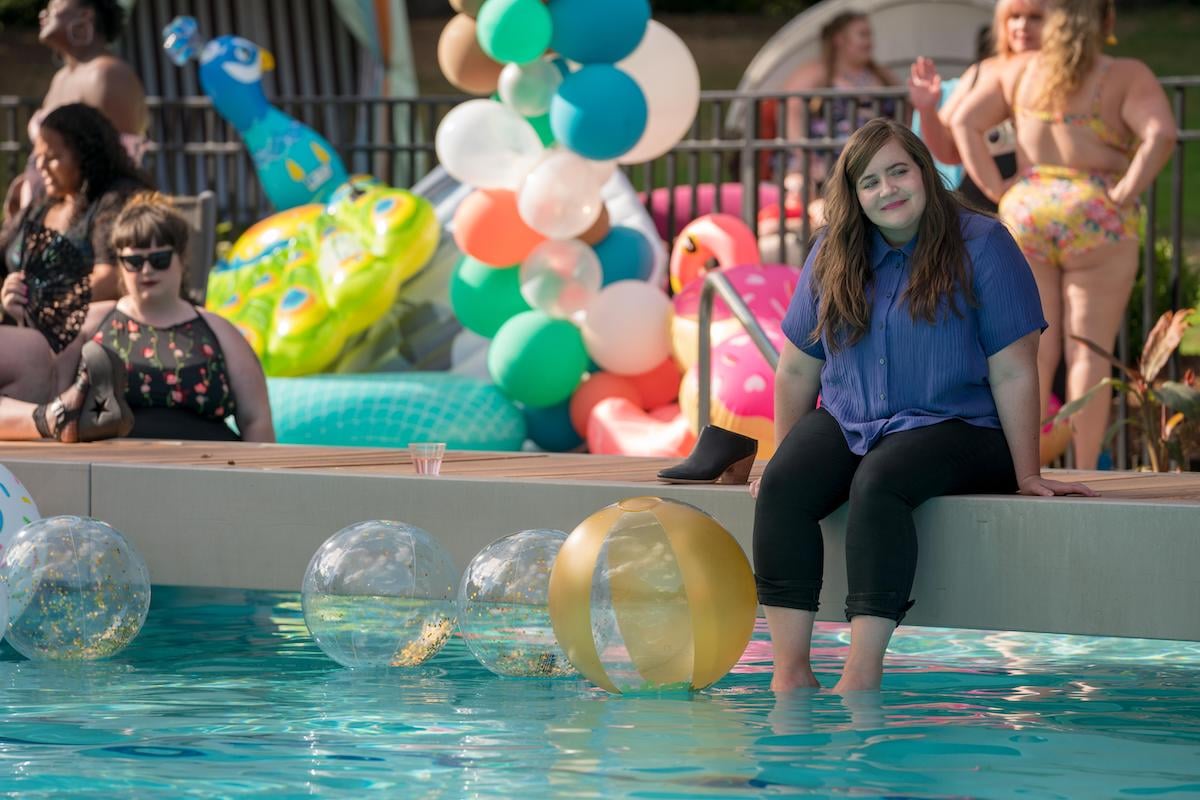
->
<box><xmin>998</xmin><ymin>165</ymin><xmax>1141</xmax><ymax>267</ymax></box>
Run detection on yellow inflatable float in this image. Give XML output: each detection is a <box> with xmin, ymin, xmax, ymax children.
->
<box><xmin>206</xmin><ymin>178</ymin><xmax>439</xmax><ymax>376</ymax></box>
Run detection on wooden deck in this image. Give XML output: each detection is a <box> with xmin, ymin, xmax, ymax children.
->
<box><xmin>2</xmin><ymin>440</ymin><xmax>1198</xmax><ymax>641</ymax></box>
<box><xmin>2</xmin><ymin>440</ymin><xmax>1200</xmax><ymax>502</ymax></box>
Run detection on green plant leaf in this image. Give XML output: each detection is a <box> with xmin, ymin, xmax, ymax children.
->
<box><xmin>1071</xmin><ymin>335</ymin><xmax>1140</xmax><ymax>382</ymax></box>
<box><xmin>1155</xmin><ymin>381</ymin><xmax>1200</xmax><ymax>419</ymax></box>
<box><xmin>1050</xmin><ymin>378</ymin><xmax>1123</xmax><ymax>424</ymax></box>
<box><xmin>1101</xmin><ymin>416</ymin><xmax>1132</xmax><ymax>446</ymax></box>
<box><xmin>1139</xmin><ymin>308</ymin><xmax>1196</xmax><ymax>384</ymax></box>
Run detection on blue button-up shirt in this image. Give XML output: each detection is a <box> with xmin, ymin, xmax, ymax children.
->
<box><xmin>781</xmin><ymin>212</ymin><xmax>1046</xmax><ymax>455</ymax></box>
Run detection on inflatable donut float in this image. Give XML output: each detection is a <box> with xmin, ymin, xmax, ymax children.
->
<box><xmin>585</xmin><ymin>399</ymin><xmax>696</xmax><ymax>458</ymax></box>
<box><xmin>679</xmin><ymin>326</ymin><xmax>787</xmax><ymax>459</ymax></box>
<box><xmin>670</xmin><ymin>263</ymin><xmax>799</xmax><ymax>371</ymax></box>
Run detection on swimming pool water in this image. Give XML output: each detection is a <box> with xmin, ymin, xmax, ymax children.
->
<box><xmin>1</xmin><ymin>586</ymin><xmax>1198</xmax><ymax>798</ymax></box>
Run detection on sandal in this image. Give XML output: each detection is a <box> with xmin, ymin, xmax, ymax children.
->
<box><xmin>76</xmin><ymin>341</ymin><xmax>134</xmax><ymax>442</ymax></box>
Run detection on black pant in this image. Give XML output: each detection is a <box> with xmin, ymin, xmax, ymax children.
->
<box><xmin>752</xmin><ymin>409</ymin><xmax>1017</xmax><ymax>623</ymax></box>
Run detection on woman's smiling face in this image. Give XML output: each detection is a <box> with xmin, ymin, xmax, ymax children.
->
<box><xmin>854</xmin><ymin>138</ymin><xmax>927</xmax><ymax>246</ymax></box>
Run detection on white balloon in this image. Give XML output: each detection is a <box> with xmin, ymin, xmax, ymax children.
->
<box><xmin>498</xmin><ymin>59</ymin><xmax>563</xmax><ymax>118</ymax></box>
<box><xmin>616</xmin><ymin>21</ymin><xmax>701</xmax><ymax>165</ymax></box>
<box><xmin>517</xmin><ymin>149</ymin><xmax>604</xmax><ymax>239</ymax></box>
<box><xmin>519</xmin><ymin>239</ymin><xmax>602</xmax><ymax>319</ymax></box>
<box><xmin>582</xmin><ymin>280</ymin><xmax>672</xmax><ymax>375</ymax></box>
<box><xmin>435</xmin><ymin>99</ymin><xmax>544</xmax><ymax>190</ymax></box>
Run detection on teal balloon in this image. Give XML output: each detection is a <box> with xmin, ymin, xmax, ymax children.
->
<box><xmin>450</xmin><ymin>256</ymin><xmax>531</xmax><ymax>338</ymax></box>
<box><xmin>476</xmin><ymin>0</ymin><xmax>552</xmax><ymax>65</ymax></box>
<box><xmin>488</xmin><ymin>311</ymin><xmax>588</xmax><ymax>408</ymax></box>
<box><xmin>550</xmin><ymin>65</ymin><xmax>647</xmax><ymax>161</ymax></box>
<box><xmin>523</xmin><ymin>401</ymin><xmax>583</xmax><ymax>452</ymax></box>
<box><xmin>594</xmin><ymin>226</ymin><xmax>655</xmax><ymax>286</ymax></box>
<box><xmin>549</xmin><ymin>0</ymin><xmax>650</xmax><ymax>64</ymax></box>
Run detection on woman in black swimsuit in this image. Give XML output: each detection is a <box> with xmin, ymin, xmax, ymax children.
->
<box><xmin>0</xmin><ymin>193</ymin><xmax>274</xmax><ymax>443</ymax></box>
<box><xmin>1</xmin><ymin>103</ymin><xmax>150</xmax><ymax>351</ymax></box>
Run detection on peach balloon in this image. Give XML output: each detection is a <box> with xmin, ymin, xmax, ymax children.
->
<box><xmin>627</xmin><ymin>356</ymin><xmax>682</xmax><ymax>410</ymax></box>
<box><xmin>582</xmin><ymin>281</ymin><xmax>672</xmax><ymax>376</ymax></box>
<box><xmin>453</xmin><ymin>188</ymin><xmax>545</xmax><ymax>267</ymax></box>
<box><xmin>670</xmin><ymin>263</ymin><xmax>799</xmax><ymax>371</ymax></box>
<box><xmin>438</xmin><ymin>14</ymin><xmax>504</xmax><ymax>96</ymax></box>
<box><xmin>586</xmin><ymin>398</ymin><xmax>695</xmax><ymax>457</ymax></box>
<box><xmin>450</xmin><ymin>0</ymin><xmax>486</xmax><ymax>16</ymax></box>
<box><xmin>668</xmin><ymin>213</ymin><xmax>760</xmax><ymax>294</ymax></box>
<box><xmin>569</xmin><ymin>372</ymin><xmax>643</xmax><ymax>436</ymax></box>
<box><xmin>578</xmin><ymin>204</ymin><xmax>611</xmax><ymax>246</ymax></box>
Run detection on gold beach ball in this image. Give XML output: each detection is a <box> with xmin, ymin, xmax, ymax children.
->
<box><xmin>548</xmin><ymin>496</ymin><xmax>757</xmax><ymax>693</ymax></box>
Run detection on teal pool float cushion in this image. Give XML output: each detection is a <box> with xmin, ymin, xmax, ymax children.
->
<box><xmin>267</xmin><ymin>372</ymin><xmax>526</xmax><ymax>450</ymax></box>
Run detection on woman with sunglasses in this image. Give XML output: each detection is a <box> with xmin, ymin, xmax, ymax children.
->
<box><xmin>0</xmin><ymin>193</ymin><xmax>273</xmax><ymax>443</ymax></box>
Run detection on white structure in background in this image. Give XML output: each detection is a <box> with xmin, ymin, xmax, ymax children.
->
<box><xmin>729</xmin><ymin>0</ymin><xmax>996</xmax><ymax>129</ymax></box>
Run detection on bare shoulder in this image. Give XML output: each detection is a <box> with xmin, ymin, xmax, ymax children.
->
<box><xmin>785</xmin><ymin>59</ymin><xmax>825</xmax><ymax>89</ymax></box>
<box><xmin>80</xmin><ymin>300</ymin><xmax>117</xmax><ymax>337</ymax></box>
<box><xmin>1108</xmin><ymin>57</ymin><xmax>1158</xmax><ymax>84</ymax></box>
<box><xmin>88</xmin><ymin>54</ymin><xmax>142</xmax><ymax>82</ymax></box>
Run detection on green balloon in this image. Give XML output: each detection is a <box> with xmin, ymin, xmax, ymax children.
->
<box><xmin>526</xmin><ymin>113</ymin><xmax>556</xmax><ymax>146</ymax></box>
<box><xmin>450</xmin><ymin>256</ymin><xmax>531</xmax><ymax>338</ymax></box>
<box><xmin>488</xmin><ymin>310</ymin><xmax>588</xmax><ymax>408</ymax></box>
<box><xmin>476</xmin><ymin>0</ymin><xmax>552</xmax><ymax>65</ymax></box>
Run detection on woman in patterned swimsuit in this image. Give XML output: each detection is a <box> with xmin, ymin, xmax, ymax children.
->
<box><xmin>0</xmin><ymin>193</ymin><xmax>273</xmax><ymax>443</ymax></box>
<box><xmin>952</xmin><ymin>0</ymin><xmax>1177</xmax><ymax>469</ymax></box>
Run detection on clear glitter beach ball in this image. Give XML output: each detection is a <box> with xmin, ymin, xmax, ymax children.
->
<box><xmin>302</xmin><ymin>520</ymin><xmax>457</xmax><ymax>668</ymax></box>
<box><xmin>457</xmin><ymin>529</ymin><xmax>576</xmax><ymax>678</ymax></box>
<box><xmin>1</xmin><ymin>516</ymin><xmax>151</xmax><ymax>661</ymax></box>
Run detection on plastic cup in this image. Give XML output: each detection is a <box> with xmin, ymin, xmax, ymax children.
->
<box><xmin>410</xmin><ymin>442</ymin><xmax>447</xmax><ymax>475</ymax></box>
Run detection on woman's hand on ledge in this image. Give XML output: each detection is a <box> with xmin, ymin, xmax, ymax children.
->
<box><xmin>1018</xmin><ymin>475</ymin><xmax>1100</xmax><ymax>497</ymax></box>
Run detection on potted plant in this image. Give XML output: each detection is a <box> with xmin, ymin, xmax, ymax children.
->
<box><xmin>1053</xmin><ymin>309</ymin><xmax>1200</xmax><ymax>472</ymax></box>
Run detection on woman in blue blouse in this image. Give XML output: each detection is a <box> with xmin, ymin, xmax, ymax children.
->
<box><xmin>753</xmin><ymin>118</ymin><xmax>1096</xmax><ymax>694</ymax></box>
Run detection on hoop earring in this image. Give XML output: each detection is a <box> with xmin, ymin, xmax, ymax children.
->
<box><xmin>67</xmin><ymin>20</ymin><xmax>95</xmax><ymax>48</ymax></box>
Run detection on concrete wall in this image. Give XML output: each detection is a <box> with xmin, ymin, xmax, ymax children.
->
<box><xmin>5</xmin><ymin>459</ymin><xmax>1198</xmax><ymax>641</ymax></box>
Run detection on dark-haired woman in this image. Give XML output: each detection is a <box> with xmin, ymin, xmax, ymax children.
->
<box><xmin>1</xmin><ymin>103</ymin><xmax>152</xmax><ymax>353</ymax></box>
<box><xmin>0</xmin><ymin>193</ymin><xmax>273</xmax><ymax>443</ymax></box>
<box><xmin>5</xmin><ymin>0</ymin><xmax>147</xmax><ymax>215</ymax></box>
<box><xmin>752</xmin><ymin>118</ymin><xmax>1095</xmax><ymax>694</ymax></box>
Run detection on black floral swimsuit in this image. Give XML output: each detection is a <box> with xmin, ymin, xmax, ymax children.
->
<box><xmin>93</xmin><ymin>307</ymin><xmax>242</xmax><ymax>440</ymax></box>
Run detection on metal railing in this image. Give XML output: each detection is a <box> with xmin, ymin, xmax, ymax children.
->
<box><xmin>2</xmin><ymin>79</ymin><xmax>1196</xmax><ymax>468</ymax></box>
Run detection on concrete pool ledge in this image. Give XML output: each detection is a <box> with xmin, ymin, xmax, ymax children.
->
<box><xmin>2</xmin><ymin>441</ymin><xmax>1198</xmax><ymax>641</ymax></box>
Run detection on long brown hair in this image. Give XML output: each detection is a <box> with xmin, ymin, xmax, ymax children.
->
<box><xmin>809</xmin><ymin>118</ymin><xmax>974</xmax><ymax>352</ymax></box>
<box><xmin>1033</xmin><ymin>0</ymin><xmax>1108</xmax><ymax>110</ymax></box>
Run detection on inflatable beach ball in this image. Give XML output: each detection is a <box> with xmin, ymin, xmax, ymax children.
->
<box><xmin>548</xmin><ymin>497</ymin><xmax>757</xmax><ymax>693</ymax></box>
<box><xmin>0</xmin><ymin>464</ymin><xmax>39</xmax><ymax>554</ymax></box>
<box><xmin>457</xmin><ymin>528</ymin><xmax>576</xmax><ymax>677</ymax></box>
<box><xmin>302</xmin><ymin>521</ymin><xmax>457</xmax><ymax>668</ymax></box>
<box><xmin>2</xmin><ymin>516</ymin><xmax>150</xmax><ymax>661</ymax></box>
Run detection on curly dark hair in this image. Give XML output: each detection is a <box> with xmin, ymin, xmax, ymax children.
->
<box><xmin>78</xmin><ymin>0</ymin><xmax>126</xmax><ymax>43</ymax></box>
<box><xmin>38</xmin><ymin>103</ymin><xmax>151</xmax><ymax>203</ymax></box>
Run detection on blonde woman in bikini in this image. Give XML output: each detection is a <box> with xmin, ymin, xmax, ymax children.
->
<box><xmin>952</xmin><ymin>0</ymin><xmax>1176</xmax><ymax>469</ymax></box>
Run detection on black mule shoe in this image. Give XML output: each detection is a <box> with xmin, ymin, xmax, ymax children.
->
<box><xmin>657</xmin><ymin>425</ymin><xmax>758</xmax><ymax>484</ymax></box>
<box><xmin>78</xmin><ymin>342</ymin><xmax>134</xmax><ymax>442</ymax></box>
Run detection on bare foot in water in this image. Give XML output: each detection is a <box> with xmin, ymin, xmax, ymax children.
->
<box><xmin>771</xmin><ymin>668</ymin><xmax>821</xmax><ymax>692</ymax></box>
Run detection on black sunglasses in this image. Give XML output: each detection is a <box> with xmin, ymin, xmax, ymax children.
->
<box><xmin>118</xmin><ymin>249</ymin><xmax>175</xmax><ymax>272</ymax></box>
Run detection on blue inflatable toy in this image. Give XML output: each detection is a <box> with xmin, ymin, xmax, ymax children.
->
<box><xmin>163</xmin><ymin>16</ymin><xmax>348</xmax><ymax>210</ymax></box>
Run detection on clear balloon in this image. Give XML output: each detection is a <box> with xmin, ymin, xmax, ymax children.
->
<box><xmin>519</xmin><ymin>239</ymin><xmax>602</xmax><ymax>319</ymax></box>
<box><xmin>517</xmin><ymin>149</ymin><xmax>605</xmax><ymax>239</ymax></box>
<box><xmin>435</xmin><ymin>99</ymin><xmax>544</xmax><ymax>190</ymax></box>
<box><xmin>2</xmin><ymin>516</ymin><xmax>150</xmax><ymax>661</ymax></box>
<box><xmin>582</xmin><ymin>280</ymin><xmax>672</xmax><ymax>375</ymax></box>
<box><xmin>617</xmin><ymin>21</ymin><xmax>701</xmax><ymax>164</ymax></box>
<box><xmin>498</xmin><ymin>59</ymin><xmax>563</xmax><ymax>117</ymax></box>
<box><xmin>302</xmin><ymin>520</ymin><xmax>457</xmax><ymax>668</ymax></box>
<box><xmin>456</xmin><ymin>529</ymin><xmax>576</xmax><ymax>677</ymax></box>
